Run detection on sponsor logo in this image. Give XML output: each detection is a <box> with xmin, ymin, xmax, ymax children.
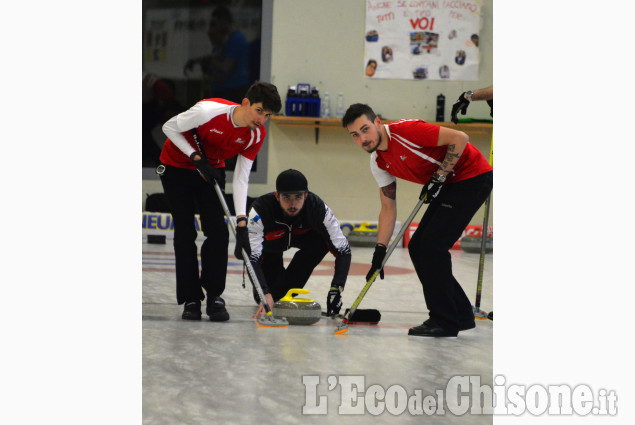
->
<box><xmin>209</xmin><ymin>128</ymin><xmax>223</xmax><ymax>134</ymax></box>
<box><xmin>143</xmin><ymin>213</ymin><xmax>205</xmax><ymax>232</ymax></box>
<box><xmin>265</xmin><ymin>230</ymin><xmax>287</xmax><ymax>240</ymax></box>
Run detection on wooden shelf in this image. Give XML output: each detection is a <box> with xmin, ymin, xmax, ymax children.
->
<box><xmin>270</xmin><ymin>116</ymin><xmax>492</xmax><ymax>143</ymax></box>
<box><xmin>270</xmin><ymin>116</ymin><xmax>343</xmax><ymax>128</ymax></box>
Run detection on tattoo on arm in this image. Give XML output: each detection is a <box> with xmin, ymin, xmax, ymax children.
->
<box><xmin>381</xmin><ymin>182</ymin><xmax>396</xmax><ymax>200</ymax></box>
<box><xmin>439</xmin><ymin>144</ymin><xmax>461</xmax><ymax>173</ymax></box>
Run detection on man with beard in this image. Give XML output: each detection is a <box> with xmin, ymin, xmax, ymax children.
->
<box><xmin>235</xmin><ymin>169</ymin><xmax>352</xmax><ymax>319</ymax></box>
<box><xmin>342</xmin><ymin>104</ymin><xmax>492</xmax><ymax>337</ymax></box>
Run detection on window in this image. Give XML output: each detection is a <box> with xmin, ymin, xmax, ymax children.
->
<box><xmin>142</xmin><ymin>0</ymin><xmax>270</xmax><ymax>183</ymax></box>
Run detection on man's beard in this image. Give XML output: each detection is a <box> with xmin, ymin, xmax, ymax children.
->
<box><xmin>366</xmin><ymin>131</ymin><xmax>382</xmax><ymax>153</ymax></box>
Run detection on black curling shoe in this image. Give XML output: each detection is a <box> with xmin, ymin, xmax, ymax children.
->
<box><xmin>207</xmin><ymin>296</ymin><xmax>230</xmax><ymax>322</ymax></box>
<box><xmin>182</xmin><ymin>301</ymin><xmax>202</xmax><ymax>320</ymax></box>
<box><xmin>408</xmin><ymin>319</ymin><xmax>457</xmax><ymax>337</ymax></box>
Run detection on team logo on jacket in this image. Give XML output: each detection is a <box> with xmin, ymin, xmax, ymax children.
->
<box><xmin>265</xmin><ymin>230</ymin><xmax>287</xmax><ymax>240</ymax></box>
<box><xmin>234</xmin><ymin>138</ymin><xmax>247</xmax><ymax>144</ymax></box>
<box><xmin>400</xmin><ymin>155</ymin><xmax>407</xmax><ymax>161</ymax></box>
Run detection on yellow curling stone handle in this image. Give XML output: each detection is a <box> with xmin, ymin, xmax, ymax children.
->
<box><xmin>356</xmin><ymin>222</ymin><xmax>376</xmax><ymax>232</ymax></box>
<box><xmin>280</xmin><ymin>288</ymin><xmax>314</xmax><ymax>303</ymax></box>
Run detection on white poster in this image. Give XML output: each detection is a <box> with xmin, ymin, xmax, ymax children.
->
<box><xmin>364</xmin><ymin>0</ymin><xmax>482</xmax><ymax>81</ymax></box>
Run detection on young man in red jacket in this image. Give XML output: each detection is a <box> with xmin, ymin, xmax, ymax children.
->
<box><xmin>342</xmin><ymin>103</ymin><xmax>492</xmax><ymax>337</ymax></box>
<box><xmin>158</xmin><ymin>81</ymin><xmax>281</xmax><ymax>321</ymax></box>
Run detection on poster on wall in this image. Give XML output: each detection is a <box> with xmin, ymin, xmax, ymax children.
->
<box><xmin>364</xmin><ymin>0</ymin><xmax>482</xmax><ymax>81</ymax></box>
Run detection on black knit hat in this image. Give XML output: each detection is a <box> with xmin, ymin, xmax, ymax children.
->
<box><xmin>276</xmin><ymin>169</ymin><xmax>308</xmax><ymax>194</ymax></box>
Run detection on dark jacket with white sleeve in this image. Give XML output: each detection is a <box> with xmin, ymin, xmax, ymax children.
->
<box><xmin>246</xmin><ymin>192</ymin><xmax>351</xmax><ymax>294</ymax></box>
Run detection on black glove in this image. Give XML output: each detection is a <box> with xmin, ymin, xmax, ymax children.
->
<box><xmin>190</xmin><ymin>153</ymin><xmax>221</xmax><ymax>183</ymax></box>
<box><xmin>450</xmin><ymin>92</ymin><xmax>470</xmax><ymax>124</ymax></box>
<box><xmin>366</xmin><ymin>244</ymin><xmax>387</xmax><ymax>282</ymax></box>
<box><xmin>326</xmin><ymin>286</ymin><xmax>343</xmax><ymax>316</ymax></box>
<box><xmin>420</xmin><ymin>175</ymin><xmax>444</xmax><ymax>204</ymax></box>
<box><xmin>234</xmin><ymin>225</ymin><xmax>251</xmax><ymax>261</ymax></box>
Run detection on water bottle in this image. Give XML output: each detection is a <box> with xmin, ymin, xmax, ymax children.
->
<box><xmin>321</xmin><ymin>92</ymin><xmax>331</xmax><ymax>118</ymax></box>
<box><xmin>311</xmin><ymin>86</ymin><xmax>320</xmax><ymax>117</ymax></box>
<box><xmin>335</xmin><ymin>92</ymin><xmax>345</xmax><ymax>118</ymax></box>
<box><xmin>436</xmin><ymin>94</ymin><xmax>445</xmax><ymax>122</ymax></box>
<box><xmin>286</xmin><ymin>85</ymin><xmax>296</xmax><ymax>116</ymax></box>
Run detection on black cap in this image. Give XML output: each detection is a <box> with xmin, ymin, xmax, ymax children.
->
<box><xmin>276</xmin><ymin>169</ymin><xmax>308</xmax><ymax>194</ymax></box>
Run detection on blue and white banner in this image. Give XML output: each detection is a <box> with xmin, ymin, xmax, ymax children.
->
<box><xmin>142</xmin><ymin>212</ymin><xmax>402</xmax><ymax>244</ymax></box>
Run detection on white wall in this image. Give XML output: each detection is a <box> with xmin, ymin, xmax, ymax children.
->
<box><xmin>142</xmin><ymin>0</ymin><xmax>493</xmax><ymax>225</ymax></box>
<box><xmin>268</xmin><ymin>0</ymin><xmax>493</xmax><ymax>121</ymax></box>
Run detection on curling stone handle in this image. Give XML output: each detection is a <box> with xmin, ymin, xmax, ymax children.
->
<box><xmin>280</xmin><ymin>288</ymin><xmax>313</xmax><ymax>302</ymax></box>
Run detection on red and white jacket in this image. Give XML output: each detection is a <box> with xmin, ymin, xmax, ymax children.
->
<box><xmin>160</xmin><ymin>98</ymin><xmax>265</xmax><ymax>216</ymax></box>
<box><xmin>370</xmin><ymin>119</ymin><xmax>492</xmax><ymax>188</ymax></box>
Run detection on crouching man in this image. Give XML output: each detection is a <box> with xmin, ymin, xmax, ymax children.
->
<box><xmin>235</xmin><ymin>169</ymin><xmax>352</xmax><ymax>318</ymax></box>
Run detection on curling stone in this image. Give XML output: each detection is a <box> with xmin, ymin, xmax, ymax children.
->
<box><xmin>347</xmin><ymin>222</ymin><xmax>378</xmax><ymax>247</ymax></box>
<box><xmin>147</xmin><ymin>235</ymin><xmax>166</xmax><ymax>244</ymax></box>
<box><xmin>460</xmin><ymin>236</ymin><xmax>493</xmax><ymax>253</ymax></box>
<box><xmin>273</xmin><ymin>288</ymin><xmax>322</xmax><ymax>326</ymax></box>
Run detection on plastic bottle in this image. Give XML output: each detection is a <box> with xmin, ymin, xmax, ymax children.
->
<box><xmin>310</xmin><ymin>87</ymin><xmax>320</xmax><ymax>117</ymax></box>
<box><xmin>436</xmin><ymin>94</ymin><xmax>445</xmax><ymax>122</ymax></box>
<box><xmin>335</xmin><ymin>92</ymin><xmax>345</xmax><ymax>118</ymax></box>
<box><xmin>321</xmin><ymin>92</ymin><xmax>331</xmax><ymax>118</ymax></box>
<box><xmin>286</xmin><ymin>85</ymin><xmax>296</xmax><ymax>116</ymax></box>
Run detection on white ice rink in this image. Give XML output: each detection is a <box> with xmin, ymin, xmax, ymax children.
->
<box><xmin>143</xmin><ymin>238</ymin><xmax>493</xmax><ymax>424</ymax></box>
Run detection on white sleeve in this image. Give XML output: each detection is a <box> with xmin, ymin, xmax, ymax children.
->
<box><xmin>247</xmin><ymin>208</ymin><xmax>265</xmax><ymax>260</ymax></box>
<box><xmin>370</xmin><ymin>153</ymin><xmax>396</xmax><ymax>187</ymax></box>
<box><xmin>322</xmin><ymin>204</ymin><xmax>350</xmax><ymax>253</ymax></box>
<box><xmin>161</xmin><ymin>101</ymin><xmax>232</xmax><ymax>158</ymax></box>
<box><xmin>232</xmin><ymin>154</ymin><xmax>253</xmax><ymax>216</ymax></box>
<box><xmin>162</xmin><ymin>115</ymin><xmax>196</xmax><ymax>158</ymax></box>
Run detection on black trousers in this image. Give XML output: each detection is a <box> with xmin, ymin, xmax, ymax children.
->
<box><xmin>253</xmin><ymin>231</ymin><xmax>329</xmax><ymax>303</ymax></box>
<box><xmin>408</xmin><ymin>171</ymin><xmax>493</xmax><ymax>333</ymax></box>
<box><xmin>160</xmin><ymin>165</ymin><xmax>228</xmax><ymax>305</ymax></box>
